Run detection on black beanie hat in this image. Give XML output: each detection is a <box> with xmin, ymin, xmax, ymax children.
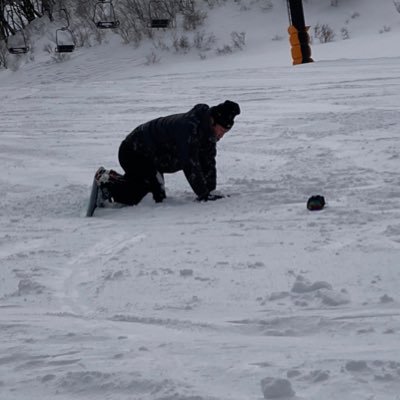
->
<box><xmin>210</xmin><ymin>100</ymin><xmax>241</xmax><ymax>130</ymax></box>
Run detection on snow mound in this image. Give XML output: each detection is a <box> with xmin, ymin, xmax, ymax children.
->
<box><xmin>266</xmin><ymin>275</ymin><xmax>351</xmax><ymax>308</ymax></box>
<box><xmin>261</xmin><ymin>377</ymin><xmax>295</xmax><ymax>399</ymax></box>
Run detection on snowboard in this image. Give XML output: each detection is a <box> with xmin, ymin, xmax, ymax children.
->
<box><xmin>86</xmin><ymin>178</ymin><xmax>99</xmax><ymax>217</ymax></box>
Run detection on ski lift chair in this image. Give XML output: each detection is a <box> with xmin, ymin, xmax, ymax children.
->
<box><xmin>8</xmin><ymin>44</ymin><xmax>30</xmax><ymax>54</ymax></box>
<box><xmin>55</xmin><ymin>27</ymin><xmax>75</xmax><ymax>53</ymax></box>
<box><xmin>96</xmin><ymin>19</ymin><xmax>120</xmax><ymax>29</ymax></box>
<box><xmin>55</xmin><ymin>9</ymin><xmax>75</xmax><ymax>53</ymax></box>
<box><xmin>150</xmin><ymin>18</ymin><xmax>170</xmax><ymax>29</ymax></box>
<box><xmin>7</xmin><ymin>33</ymin><xmax>29</xmax><ymax>54</ymax></box>
<box><xmin>6</xmin><ymin>10</ymin><xmax>30</xmax><ymax>54</ymax></box>
<box><xmin>149</xmin><ymin>0</ymin><xmax>173</xmax><ymax>29</ymax></box>
<box><xmin>93</xmin><ymin>0</ymin><xmax>120</xmax><ymax>29</ymax></box>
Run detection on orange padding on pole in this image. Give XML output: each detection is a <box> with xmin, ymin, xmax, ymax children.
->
<box><xmin>288</xmin><ymin>25</ymin><xmax>313</xmax><ymax>65</ymax></box>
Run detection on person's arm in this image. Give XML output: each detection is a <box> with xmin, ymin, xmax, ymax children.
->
<box><xmin>176</xmin><ymin>122</ymin><xmax>211</xmax><ymax>199</ymax></box>
<box><xmin>200</xmin><ymin>142</ymin><xmax>217</xmax><ymax>193</ymax></box>
<box><xmin>183</xmin><ymin>136</ymin><xmax>223</xmax><ymax>202</ymax></box>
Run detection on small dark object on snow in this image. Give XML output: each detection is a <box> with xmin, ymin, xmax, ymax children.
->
<box><xmin>307</xmin><ymin>195</ymin><xmax>325</xmax><ymax>211</ymax></box>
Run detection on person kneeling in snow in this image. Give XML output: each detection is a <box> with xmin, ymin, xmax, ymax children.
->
<box><xmin>93</xmin><ymin>100</ymin><xmax>241</xmax><ymax>206</ymax></box>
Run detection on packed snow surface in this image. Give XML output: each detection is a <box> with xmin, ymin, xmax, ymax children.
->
<box><xmin>1</xmin><ymin>1</ymin><xmax>400</xmax><ymax>399</ymax></box>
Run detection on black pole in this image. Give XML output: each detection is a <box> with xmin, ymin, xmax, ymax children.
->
<box><xmin>287</xmin><ymin>0</ymin><xmax>313</xmax><ymax>65</ymax></box>
<box><xmin>287</xmin><ymin>0</ymin><xmax>306</xmax><ymax>30</ymax></box>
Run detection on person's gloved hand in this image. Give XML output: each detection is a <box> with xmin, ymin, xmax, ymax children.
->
<box><xmin>153</xmin><ymin>190</ymin><xmax>166</xmax><ymax>203</ymax></box>
<box><xmin>197</xmin><ymin>193</ymin><xmax>225</xmax><ymax>202</ymax></box>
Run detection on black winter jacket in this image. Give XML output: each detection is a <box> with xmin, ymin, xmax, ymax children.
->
<box><xmin>122</xmin><ymin>104</ymin><xmax>217</xmax><ymax>198</ymax></box>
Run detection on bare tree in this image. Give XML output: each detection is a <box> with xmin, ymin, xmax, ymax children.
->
<box><xmin>1</xmin><ymin>0</ymin><xmax>46</xmax><ymax>40</ymax></box>
<box><xmin>1</xmin><ymin>0</ymin><xmax>15</xmax><ymax>39</ymax></box>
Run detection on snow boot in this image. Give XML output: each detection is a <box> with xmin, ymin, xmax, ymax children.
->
<box><xmin>86</xmin><ymin>166</ymin><xmax>123</xmax><ymax>217</ymax></box>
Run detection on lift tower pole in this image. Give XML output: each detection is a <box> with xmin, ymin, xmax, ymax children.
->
<box><xmin>287</xmin><ymin>0</ymin><xmax>313</xmax><ymax>65</ymax></box>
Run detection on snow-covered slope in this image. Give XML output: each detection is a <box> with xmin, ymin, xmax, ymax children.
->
<box><xmin>1</xmin><ymin>1</ymin><xmax>400</xmax><ymax>400</ymax></box>
<box><xmin>1</xmin><ymin>0</ymin><xmax>400</xmax><ymax>82</ymax></box>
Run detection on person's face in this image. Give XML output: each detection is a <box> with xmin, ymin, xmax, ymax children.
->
<box><xmin>213</xmin><ymin>124</ymin><xmax>230</xmax><ymax>141</ymax></box>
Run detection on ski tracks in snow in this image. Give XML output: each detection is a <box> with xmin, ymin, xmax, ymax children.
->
<box><xmin>1</xmin><ymin>57</ymin><xmax>400</xmax><ymax>399</ymax></box>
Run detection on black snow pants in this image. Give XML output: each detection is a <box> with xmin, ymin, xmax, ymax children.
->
<box><xmin>106</xmin><ymin>140</ymin><xmax>165</xmax><ymax>205</ymax></box>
